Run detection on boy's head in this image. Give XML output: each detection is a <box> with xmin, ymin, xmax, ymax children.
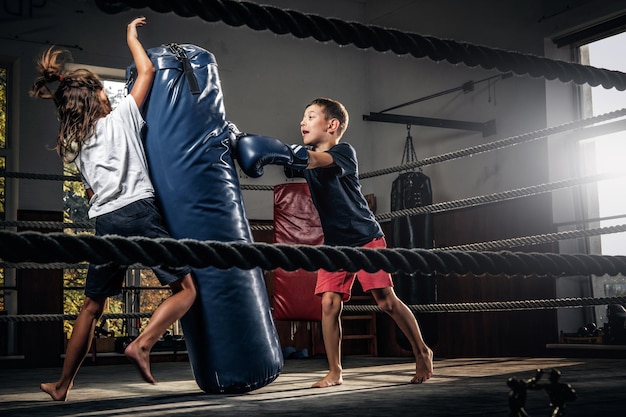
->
<box><xmin>301</xmin><ymin>98</ymin><xmax>349</xmax><ymax>149</ymax></box>
<box><xmin>307</xmin><ymin>97</ymin><xmax>350</xmax><ymax>137</ymax></box>
<box><xmin>306</xmin><ymin>98</ymin><xmax>349</xmax><ymax>138</ymax></box>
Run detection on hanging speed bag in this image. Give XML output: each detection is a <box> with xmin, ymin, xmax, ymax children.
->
<box><xmin>126</xmin><ymin>44</ymin><xmax>282</xmax><ymax>394</ymax></box>
<box><xmin>390</xmin><ymin>171</ymin><xmax>438</xmax><ymax>350</ymax></box>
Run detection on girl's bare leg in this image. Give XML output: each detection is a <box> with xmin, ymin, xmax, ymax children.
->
<box><xmin>41</xmin><ymin>297</ymin><xmax>106</xmax><ymax>401</ymax></box>
<box><xmin>124</xmin><ymin>274</ymin><xmax>196</xmax><ymax>383</ymax></box>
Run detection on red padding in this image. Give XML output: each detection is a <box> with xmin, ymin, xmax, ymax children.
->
<box><xmin>273</xmin><ymin>182</ymin><xmax>323</xmax><ymax>321</ymax></box>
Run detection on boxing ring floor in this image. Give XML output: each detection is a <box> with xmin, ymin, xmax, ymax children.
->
<box><xmin>1</xmin><ymin>355</ymin><xmax>625</xmax><ymax>416</ymax></box>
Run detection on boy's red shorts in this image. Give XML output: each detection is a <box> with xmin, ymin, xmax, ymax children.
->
<box><xmin>315</xmin><ymin>236</ymin><xmax>393</xmax><ymax>302</ymax></box>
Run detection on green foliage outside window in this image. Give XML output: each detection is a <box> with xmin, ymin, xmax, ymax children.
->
<box><xmin>1</xmin><ymin>66</ymin><xmax>7</xmax><ymax>312</ymax></box>
<box><xmin>0</xmin><ymin>67</ymin><xmax>6</xmax><ymax>150</ymax></box>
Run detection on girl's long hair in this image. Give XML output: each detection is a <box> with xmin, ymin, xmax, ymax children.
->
<box><xmin>30</xmin><ymin>47</ymin><xmax>110</xmax><ymax>163</ymax></box>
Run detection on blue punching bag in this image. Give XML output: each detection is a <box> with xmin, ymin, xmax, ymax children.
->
<box><xmin>126</xmin><ymin>44</ymin><xmax>283</xmax><ymax>393</ymax></box>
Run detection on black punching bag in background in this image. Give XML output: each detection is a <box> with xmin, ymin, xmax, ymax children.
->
<box><xmin>390</xmin><ymin>128</ymin><xmax>438</xmax><ymax>350</ymax></box>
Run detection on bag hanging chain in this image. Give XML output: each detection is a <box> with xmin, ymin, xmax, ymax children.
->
<box><xmin>401</xmin><ymin>124</ymin><xmax>421</xmax><ymax>172</ymax></box>
<box><xmin>167</xmin><ymin>43</ymin><xmax>201</xmax><ymax>94</ymax></box>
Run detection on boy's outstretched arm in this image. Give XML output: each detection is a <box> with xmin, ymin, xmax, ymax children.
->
<box><xmin>306</xmin><ymin>150</ymin><xmax>334</xmax><ymax>169</ymax></box>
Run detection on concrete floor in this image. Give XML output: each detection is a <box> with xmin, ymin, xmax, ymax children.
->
<box><xmin>1</xmin><ymin>356</ymin><xmax>625</xmax><ymax>416</ymax></box>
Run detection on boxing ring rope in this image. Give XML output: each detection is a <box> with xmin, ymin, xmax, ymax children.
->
<box><xmin>374</xmin><ymin>172</ymin><xmax>626</xmax><ymax>220</ymax></box>
<box><xmin>3</xmin><ymin>230</ymin><xmax>626</xmax><ymax>277</ymax></box>
<box><xmin>0</xmin><ymin>219</ymin><xmax>95</xmax><ymax>230</ymax></box>
<box><xmin>95</xmin><ymin>0</ymin><xmax>626</xmax><ymax>90</ymax></box>
<box><xmin>3</xmin><ymin>222</ymin><xmax>626</xmax><ymax>270</ymax></box>
<box><xmin>0</xmin><ymin>171</ymin><xmax>79</xmax><ymax>182</ymax></box>
<box><xmin>2</xmin><ymin>171</ymin><xmax>624</xmax><ymax>226</ymax></box>
<box><xmin>3</xmin><ymin>170</ymin><xmax>625</xmax><ymax>253</ymax></box>
<box><xmin>2</xmin><ymin>230</ymin><xmax>626</xmax><ymax>319</ymax></box>
<box><xmin>1</xmin><ymin>295</ymin><xmax>626</xmax><ymax>322</ymax></box>
<box><xmin>0</xmin><ymin>312</ymin><xmax>152</xmax><ymax>323</ymax></box>
<box><xmin>359</xmin><ymin>108</ymin><xmax>626</xmax><ymax>179</ymax></box>
<box><xmin>440</xmin><ymin>224</ymin><xmax>626</xmax><ymax>252</ymax></box>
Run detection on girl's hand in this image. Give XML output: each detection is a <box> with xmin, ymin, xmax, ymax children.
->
<box><xmin>127</xmin><ymin>17</ymin><xmax>147</xmax><ymax>39</ymax></box>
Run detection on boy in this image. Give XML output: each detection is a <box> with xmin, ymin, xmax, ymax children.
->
<box><xmin>232</xmin><ymin>98</ymin><xmax>434</xmax><ymax>387</ymax></box>
<box><xmin>295</xmin><ymin>97</ymin><xmax>433</xmax><ymax>387</ymax></box>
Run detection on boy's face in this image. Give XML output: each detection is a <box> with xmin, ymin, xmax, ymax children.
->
<box><xmin>301</xmin><ymin>104</ymin><xmax>331</xmax><ymax>147</ymax></box>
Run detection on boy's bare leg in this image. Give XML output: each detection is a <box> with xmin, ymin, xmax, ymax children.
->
<box><xmin>372</xmin><ymin>287</ymin><xmax>433</xmax><ymax>383</ymax></box>
<box><xmin>312</xmin><ymin>292</ymin><xmax>344</xmax><ymax>388</ymax></box>
<box><xmin>125</xmin><ymin>274</ymin><xmax>196</xmax><ymax>384</ymax></box>
<box><xmin>411</xmin><ymin>346</ymin><xmax>434</xmax><ymax>384</ymax></box>
<box><xmin>41</xmin><ymin>297</ymin><xmax>105</xmax><ymax>401</ymax></box>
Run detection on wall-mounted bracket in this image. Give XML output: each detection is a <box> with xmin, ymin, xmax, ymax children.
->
<box><xmin>363</xmin><ymin>112</ymin><xmax>496</xmax><ymax>137</ymax></box>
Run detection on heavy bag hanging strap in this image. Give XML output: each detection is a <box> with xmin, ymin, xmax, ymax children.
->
<box><xmin>401</xmin><ymin>124</ymin><xmax>421</xmax><ymax>171</ymax></box>
<box><xmin>168</xmin><ymin>43</ymin><xmax>201</xmax><ymax>95</ymax></box>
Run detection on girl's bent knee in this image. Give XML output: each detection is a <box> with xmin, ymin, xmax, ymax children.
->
<box><xmin>82</xmin><ymin>297</ymin><xmax>106</xmax><ymax>317</ymax></box>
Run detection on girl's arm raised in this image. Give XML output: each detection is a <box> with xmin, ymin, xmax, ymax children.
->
<box><xmin>127</xmin><ymin>17</ymin><xmax>155</xmax><ymax>108</ymax></box>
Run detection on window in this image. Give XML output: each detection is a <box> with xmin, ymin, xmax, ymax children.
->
<box><xmin>578</xmin><ymin>31</ymin><xmax>626</xmax><ymax>324</ymax></box>
<box><xmin>582</xmin><ymin>32</ymin><xmax>626</xmax><ymax>253</ymax></box>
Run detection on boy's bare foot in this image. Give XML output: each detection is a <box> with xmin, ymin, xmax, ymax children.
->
<box><xmin>410</xmin><ymin>347</ymin><xmax>434</xmax><ymax>384</ymax></box>
<box><xmin>311</xmin><ymin>371</ymin><xmax>343</xmax><ymax>388</ymax></box>
<box><xmin>40</xmin><ymin>381</ymin><xmax>72</xmax><ymax>401</ymax></box>
<box><xmin>124</xmin><ymin>342</ymin><xmax>157</xmax><ymax>384</ymax></box>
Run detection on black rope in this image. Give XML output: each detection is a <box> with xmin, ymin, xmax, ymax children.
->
<box><xmin>240</xmin><ymin>183</ymin><xmax>274</xmax><ymax>191</ymax></box>
<box><xmin>0</xmin><ymin>219</ymin><xmax>273</xmax><ymax>232</ymax></box>
<box><xmin>442</xmin><ymin>223</ymin><xmax>626</xmax><ymax>252</ymax></box>
<box><xmin>343</xmin><ymin>296</ymin><xmax>626</xmax><ymax>313</ymax></box>
<box><xmin>375</xmin><ymin>172</ymin><xmax>626</xmax><ymax>221</ymax></box>
<box><xmin>0</xmin><ymin>170</ymin><xmax>273</xmax><ymax>191</ymax></box>
<box><xmin>0</xmin><ymin>170</ymin><xmax>80</xmax><ymax>182</ymax></box>
<box><xmin>0</xmin><ymin>220</ymin><xmax>95</xmax><ymax>230</ymax></box>
<box><xmin>3</xmin><ymin>170</ymin><xmax>618</xmax><ymax>233</ymax></box>
<box><xmin>360</xmin><ymin>108</ymin><xmax>626</xmax><ymax>179</ymax></box>
<box><xmin>3</xmin><ymin>230</ymin><xmax>626</xmax><ymax>277</ymax></box>
<box><xmin>1</xmin><ymin>296</ymin><xmax>624</xmax><ymax>322</ymax></box>
<box><xmin>96</xmin><ymin>0</ymin><xmax>626</xmax><ymax>90</ymax></box>
<box><xmin>0</xmin><ymin>312</ymin><xmax>152</xmax><ymax>323</ymax></box>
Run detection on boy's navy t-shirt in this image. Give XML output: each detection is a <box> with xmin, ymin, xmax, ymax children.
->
<box><xmin>304</xmin><ymin>142</ymin><xmax>383</xmax><ymax>247</ymax></box>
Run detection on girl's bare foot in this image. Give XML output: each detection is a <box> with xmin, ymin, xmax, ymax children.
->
<box><xmin>312</xmin><ymin>371</ymin><xmax>343</xmax><ymax>388</ymax></box>
<box><xmin>124</xmin><ymin>342</ymin><xmax>157</xmax><ymax>384</ymax></box>
<box><xmin>410</xmin><ymin>347</ymin><xmax>434</xmax><ymax>384</ymax></box>
<box><xmin>40</xmin><ymin>381</ymin><xmax>72</xmax><ymax>401</ymax></box>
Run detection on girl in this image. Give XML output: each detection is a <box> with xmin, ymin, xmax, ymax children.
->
<box><xmin>31</xmin><ymin>17</ymin><xmax>196</xmax><ymax>401</ymax></box>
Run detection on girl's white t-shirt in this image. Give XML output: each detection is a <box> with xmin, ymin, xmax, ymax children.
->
<box><xmin>75</xmin><ymin>95</ymin><xmax>154</xmax><ymax>218</ymax></box>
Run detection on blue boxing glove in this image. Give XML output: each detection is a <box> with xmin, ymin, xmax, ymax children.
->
<box><xmin>231</xmin><ymin>133</ymin><xmax>310</xmax><ymax>178</ymax></box>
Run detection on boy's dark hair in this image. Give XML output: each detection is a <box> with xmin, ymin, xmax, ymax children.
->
<box><xmin>308</xmin><ymin>97</ymin><xmax>349</xmax><ymax>136</ymax></box>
